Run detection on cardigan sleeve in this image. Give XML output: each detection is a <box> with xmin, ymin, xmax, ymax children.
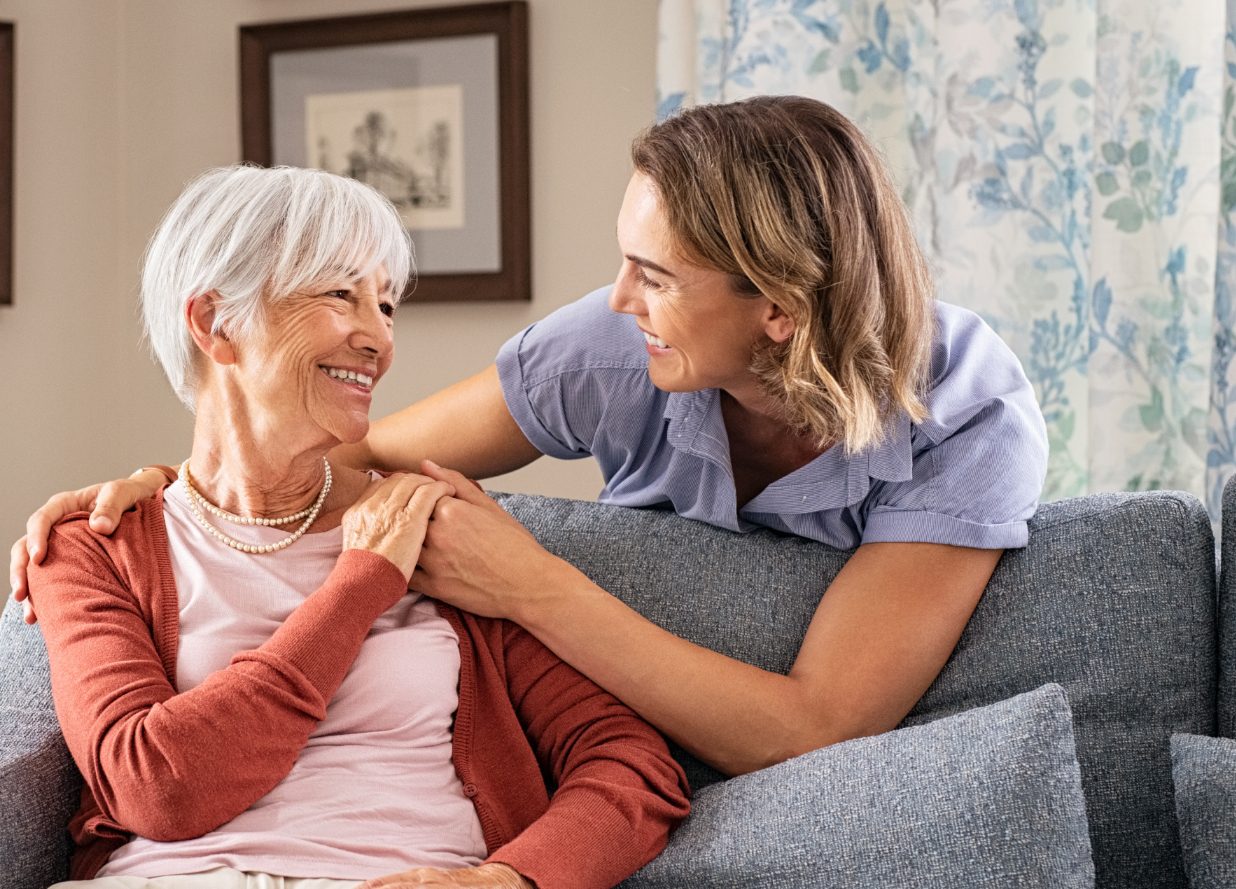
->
<box><xmin>484</xmin><ymin>620</ymin><xmax>691</xmax><ymax>889</ymax></box>
<box><xmin>27</xmin><ymin>515</ymin><xmax>408</xmax><ymax>843</ymax></box>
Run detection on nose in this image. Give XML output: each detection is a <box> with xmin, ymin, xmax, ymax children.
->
<box><xmin>609</xmin><ymin>262</ymin><xmax>647</xmax><ymax>317</ymax></box>
<box><xmin>350</xmin><ymin>300</ymin><xmax>394</xmax><ymax>358</ymax></box>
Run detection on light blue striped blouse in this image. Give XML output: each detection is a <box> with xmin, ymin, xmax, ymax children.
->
<box><xmin>496</xmin><ymin>287</ymin><xmax>1048</xmax><ymax>550</ymax></box>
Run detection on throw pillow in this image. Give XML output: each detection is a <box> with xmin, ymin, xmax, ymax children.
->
<box><xmin>1172</xmin><ymin>733</ymin><xmax>1236</xmax><ymax>889</ymax></box>
<box><xmin>620</xmin><ymin>684</ymin><xmax>1094</xmax><ymax>889</ymax></box>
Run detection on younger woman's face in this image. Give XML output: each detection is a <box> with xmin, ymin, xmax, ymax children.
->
<box><xmin>610</xmin><ymin>172</ymin><xmax>786</xmax><ymax>398</ymax></box>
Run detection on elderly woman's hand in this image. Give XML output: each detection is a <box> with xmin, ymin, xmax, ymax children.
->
<box><xmin>358</xmin><ymin>862</ymin><xmax>533</xmax><ymax>888</ymax></box>
<box><xmin>411</xmin><ymin>460</ymin><xmax>570</xmax><ymax>622</ymax></box>
<box><xmin>342</xmin><ymin>473</ymin><xmax>456</xmax><ymax>583</ymax></box>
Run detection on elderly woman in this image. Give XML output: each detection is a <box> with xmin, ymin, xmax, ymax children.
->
<box><xmin>26</xmin><ymin>165</ymin><xmax>689</xmax><ymax>889</ymax></box>
<box><xmin>18</xmin><ymin>96</ymin><xmax>1047</xmax><ymax>779</ymax></box>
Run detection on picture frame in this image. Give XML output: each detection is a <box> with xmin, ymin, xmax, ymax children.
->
<box><xmin>0</xmin><ymin>22</ymin><xmax>13</xmax><ymax>307</ymax></box>
<box><xmin>239</xmin><ymin>3</ymin><xmax>529</xmax><ymax>303</ymax></box>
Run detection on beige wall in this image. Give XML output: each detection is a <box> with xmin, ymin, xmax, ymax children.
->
<box><xmin>0</xmin><ymin>0</ymin><xmax>658</xmax><ymax>546</ymax></box>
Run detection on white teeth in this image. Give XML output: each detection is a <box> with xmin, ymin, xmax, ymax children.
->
<box><xmin>643</xmin><ymin>332</ymin><xmax>670</xmax><ymax>349</ymax></box>
<box><xmin>321</xmin><ymin>366</ymin><xmax>374</xmax><ymax>388</ymax></box>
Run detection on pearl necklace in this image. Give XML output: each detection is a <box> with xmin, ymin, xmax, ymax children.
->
<box><xmin>179</xmin><ymin>458</ymin><xmax>332</xmax><ymax>555</ymax></box>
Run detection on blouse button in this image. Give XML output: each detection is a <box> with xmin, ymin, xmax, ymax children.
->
<box><xmin>463</xmin><ymin>782</ymin><xmax>479</xmax><ymax>797</ymax></box>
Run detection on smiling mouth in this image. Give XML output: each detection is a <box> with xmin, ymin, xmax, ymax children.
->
<box><xmin>642</xmin><ymin>331</ymin><xmax>671</xmax><ymax>349</ymax></box>
<box><xmin>319</xmin><ymin>365</ymin><xmax>374</xmax><ymax>390</ymax></box>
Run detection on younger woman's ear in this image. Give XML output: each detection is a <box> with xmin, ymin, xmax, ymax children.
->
<box><xmin>763</xmin><ymin>302</ymin><xmax>796</xmax><ymax>344</ymax></box>
<box><xmin>185</xmin><ymin>293</ymin><xmax>236</xmax><ymax>366</ymax></box>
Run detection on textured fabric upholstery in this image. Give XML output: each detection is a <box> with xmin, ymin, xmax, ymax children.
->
<box><xmin>0</xmin><ymin>595</ymin><xmax>80</xmax><ymax>889</ymax></box>
<box><xmin>1219</xmin><ymin>474</ymin><xmax>1236</xmax><ymax>740</ymax></box>
<box><xmin>621</xmin><ymin>684</ymin><xmax>1093</xmax><ymax>889</ymax></box>
<box><xmin>1171</xmin><ymin>733</ymin><xmax>1236</xmax><ymax>889</ymax></box>
<box><xmin>496</xmin><ymin>490</ymin><xmax>1216</xmax><ymax>889</ymax></box>
<box><xmin>0</xmin><ymin>490</ymin><xmax>1217</xmax><ymax>889</ymax></box>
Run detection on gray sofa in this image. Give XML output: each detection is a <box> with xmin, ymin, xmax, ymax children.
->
<box><xmin>2</xmin><ymin>478</ymin><xmax>1233</xmax><ymax>888</ymax></box>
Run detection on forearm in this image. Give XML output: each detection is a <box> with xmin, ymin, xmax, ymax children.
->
<box><xmin>352</xmin><ymin>366</ymin><xmax>542</xmax><ymax>479</ymax></box>
<box><xmin>493</xmin><ymin>621</ymin><xmax>690</xmax><ymax>889</ymax></box>
<box><xmin>36</xmin><ymin>545</ymin><xmax>407</xmax><ymax>839</ymax></box>
<box><xmin>511</xmin><ymin>562</ymin><xmax>838</xmax><ymax>777</ymax></box>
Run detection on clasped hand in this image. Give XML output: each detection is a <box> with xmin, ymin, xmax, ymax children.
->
<box><xmin>359</xmin><ymin>862</ymin><xmax>533</xmax><ymax>888</ymax></box>
<box><xmin>410</xmin><ymin>460</ymin><xmax>562</xmax><ymax>622</ymax></box>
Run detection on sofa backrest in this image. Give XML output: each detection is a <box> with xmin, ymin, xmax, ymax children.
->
<box><xmin>497</xmin><ymin>489</ymin><xmax>1217</xmax><ymax>889</ymax></box>
<box><xmin>0</xmin><ymin>490</ymin><xmax>1217</xmax><ymax>889</ymax></box>
<box><xmin>1220</xmin><ymin>475</ymin><xmax>1236</xmax><ymax>740</ymax></box>
<box><xmin>0</xmin><ymin>595</ymin><xmax>80</xmax><ymax>888</ymax></box>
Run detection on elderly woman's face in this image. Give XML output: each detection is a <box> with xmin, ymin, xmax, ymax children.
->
<box><xmin>230</xmin><ymin>265</ymin><xmax>396</xmax><ymax>447</ymax></box>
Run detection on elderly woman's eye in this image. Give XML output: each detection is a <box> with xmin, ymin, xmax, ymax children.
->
<box><xmin>325</xmin><ymin>289</ymin><xmax>350</xmax><ymax>299</ymax></box>
<box><xmin>381</xmin><ymin>302</ymin><xmax>395</xmax><ymax>318</ymax></box>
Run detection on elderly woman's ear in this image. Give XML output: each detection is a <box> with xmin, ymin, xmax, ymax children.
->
<box><xmin>185</xmin><ymin>292</ymin><xmax>236</xmax><ymax>366</ymax></box>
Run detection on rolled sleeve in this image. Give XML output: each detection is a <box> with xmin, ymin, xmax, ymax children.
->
<box><xmin>495</xmin><ymin>288</ymin><xmax>653</xmax><ymax>464</ymax></box>
<box><xmin>862</xmin><ymin>388</ymin><xmax>1048</xmax><ymax>550</ymax></box>
<box><xmin>496</xmin><ymin>328</ymin><xmax>585</xmax><ymax>460</ymax></box>
<box><xmin>862</xmin><ymin>508</ymin><xmax>1029</xmax><ymax>548</ymax></box>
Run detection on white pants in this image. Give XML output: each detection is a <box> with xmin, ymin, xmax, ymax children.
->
<box><xmin>51</xmin><ymin>868</ymin><xmax>361</xmax><ymax>889</ymax></box>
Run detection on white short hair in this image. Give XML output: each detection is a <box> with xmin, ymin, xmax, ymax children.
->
<box><xmin>141</xmin><ymin>165</ymin><xmax>413</xmax><ymax>409</ymax></box>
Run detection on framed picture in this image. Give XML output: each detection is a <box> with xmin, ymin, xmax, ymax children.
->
<box><xmin>239</xmin><ymin>3</ymin><xmax>529</xmax><ymax>303</ymax></box>
<box><xmin>0</xmin><ymin>22</ymin><xmax>12</xmax><ymax>307</ymax></box>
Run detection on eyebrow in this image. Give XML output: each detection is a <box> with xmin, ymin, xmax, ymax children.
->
<box><xmin>625</xmin><ymin>254</ymin><xmax>678</xmax><ymax>279</ymax></box>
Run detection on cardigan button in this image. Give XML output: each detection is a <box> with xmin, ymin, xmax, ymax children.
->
<box><xmin>463</xmin><ymin>782</ymin><xmax>479</xmax><ymax>797</ymax></box>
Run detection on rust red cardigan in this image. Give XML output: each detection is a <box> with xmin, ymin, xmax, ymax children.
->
<box><xmin>28</xmin><ymin>495</ymin><xmax>689</xmax><ymax>889</ymax></box>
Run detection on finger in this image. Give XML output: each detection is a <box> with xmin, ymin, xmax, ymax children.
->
<box><xmin>408</xmin><ymin>564</ymin><xmax>432</xmax><ymax>594</ymax></box>
<box><xmin>359</xmin><ymin>872</ymin><xmax>434</xmax><ymax>888</ymax></box>
<box><xmin>89</xmin><ymin>481</ymin><xmax>133</xmax><ymax>534</ymax></box>
<box><xmin>345</xmin><ymin>472</ymin><xmax>421</xmax><ymax>518</ymax></box>
<box><xmin>370</xmin><ymin>472</ymin><xmax>439</xmax><ymax>508</ymax></box>
<box><xmin>10</xmin><ymin>536</ymin><xmax>29</xmax><ymax>602</ymax></box>
<box><xmin>403</xmin><ymin>481</ymin><xmax>458</xmax><ymax>523</ymax></box>
<box><xmin>421</xmin><ymin>460</ymin><xmax>489</xmax><ymax>507</ymax></box>
<box><xmin>25</xmin><ymin>502</ymin><xmax>63</xmax><ymax>565</ymax></box>
<box><xmin>22</xmin><ymin>599</ymin><xmax>35</xmax><ymax>624</ymax></box>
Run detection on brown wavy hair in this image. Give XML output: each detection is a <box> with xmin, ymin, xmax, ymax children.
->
<box><xmin>630</xmin><ymin>95</ymin><xmax>934</xmax><ymax>452</ymax></box>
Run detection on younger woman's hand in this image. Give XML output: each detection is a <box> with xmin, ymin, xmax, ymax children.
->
<box><xmin>359</xmin><ymin>862</ymin><xmax>533</xmax><ymax>888</ymax></box>
<box><xmin>412</xmin><ymin>460</ymin><xmax>566</xmax><ymax>622</ymax></box>
<box><xmin>342</xmin><ymin>473</ymin><xmax>456</xmax><ymax>582</ymax></box>
<box><xmin>10</xmin><ymin>469</ymin><xmax>170</xmax><ymax>623</ymax></box>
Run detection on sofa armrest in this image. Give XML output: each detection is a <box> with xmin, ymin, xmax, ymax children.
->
<box><xmin>0</xmin><ymin>597</ymin><xmax>80</xmax><ymax>889</ymax></box>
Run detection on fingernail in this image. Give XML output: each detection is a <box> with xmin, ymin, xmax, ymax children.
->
<box><xmin>425</xmin><ymin>458</ymin><xmax>441</xmax><ymax>469</ymax></box>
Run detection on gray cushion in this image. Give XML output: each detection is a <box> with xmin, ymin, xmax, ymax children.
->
<box><xmin>497</xmin><ymin>490</ymin><xmax>1217</xmax><ymax>889</ymax></box>
<box><xmin>0</xmin><ymin>596</ymin><xmax>81</xmax><ymax>889</ymax></box>
<box><xmin>1171</xmin><ymin>733</ymin><xmax>1236</xmax><ymax>889</ymax></box>
<box><xmin>621</xmin><ymin>684</ymin><xmax>1094</xmax><ymax>889</ymax></box>
<box><xmin>1218</xmin><ymin>473</ymin><xmax>1236</xmax><ymax>739</ymax></box>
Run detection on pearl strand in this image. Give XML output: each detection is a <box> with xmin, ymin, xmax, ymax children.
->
<box><xmin>184</xmin><ymin>483</ymin><xmax>314</xmax><ymax>526</ymax></box>
<box><xmin>179</xmin><ymin>458</ymin><xmax>332</xmax><ymax>555</ymax></box>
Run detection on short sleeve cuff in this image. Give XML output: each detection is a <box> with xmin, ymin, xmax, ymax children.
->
<box><xmin>495</xmin><ymin>329</ymin><xmax>584</xmax><ymax>461</ymax></box>
<box><xmin>862</xmin><ymin>508</ymin><xmax>1029</xmax><ymax>549</ymax></box>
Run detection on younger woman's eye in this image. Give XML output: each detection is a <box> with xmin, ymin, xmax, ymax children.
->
<box><xmin>635</xmin><ymin>268</ymin><xmax>662</xmax><ymax>290</ymax></box>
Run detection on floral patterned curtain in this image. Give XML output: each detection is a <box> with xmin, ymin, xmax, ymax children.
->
<box><xmin>658</xmin><ymin>0</ymin><xmax>1235</xmax><ymax>516</ymax></box>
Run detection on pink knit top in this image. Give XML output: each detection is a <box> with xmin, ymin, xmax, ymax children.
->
<box><xmin>97</xmin><ymin>480</ymin><xmax>487</xmax><ymax>878</ymax></box>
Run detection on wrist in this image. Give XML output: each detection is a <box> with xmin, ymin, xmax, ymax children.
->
<box><xmin>510</xmin><ymin>552</ymin><xmax>585</xmax><ymax>630</ymax></box>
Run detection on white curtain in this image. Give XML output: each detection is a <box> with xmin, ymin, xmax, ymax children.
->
<box><xmin>658</xmin><ymin>0</ymin><xmax>1234</xmax><ymax>516</ymax></box>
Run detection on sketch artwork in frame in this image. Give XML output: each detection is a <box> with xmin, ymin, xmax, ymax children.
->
<box><xmin>240</xmin><ymin>3</ymin><xmax>529</xmax><ymax>303</ymax></box>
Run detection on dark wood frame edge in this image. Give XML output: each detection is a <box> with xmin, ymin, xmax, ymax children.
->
<box><xmin>238</xmin><ymin>2</ymin><xmax>530</xmax><ymax>304</ymax></box>
<box><xmin>0</xmin><ymin>23</ymin><xmax>14</xmax><ymax>307</ymax></box>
